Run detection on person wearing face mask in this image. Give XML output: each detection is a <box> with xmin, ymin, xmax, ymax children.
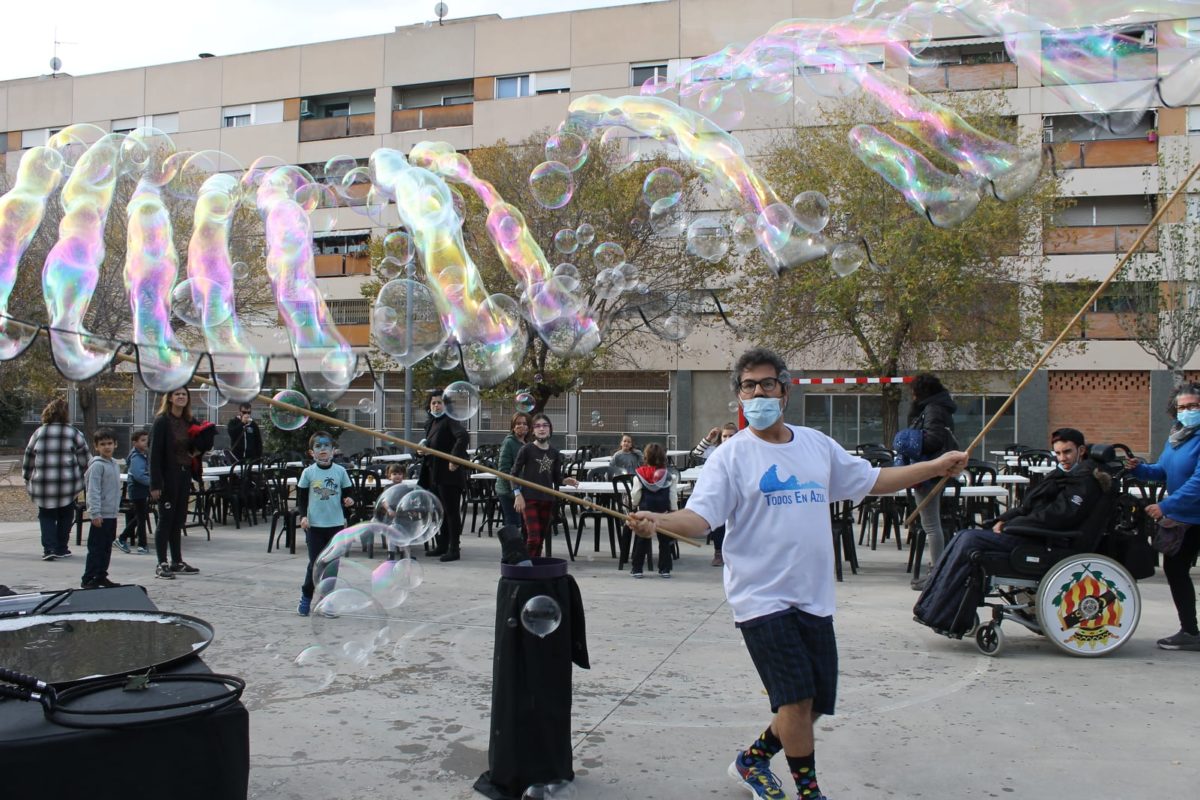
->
<box><xmin>628</xmin><ymin>348</ymin><xmax>967</xmax><ymax>800</ymax></box>
<box><xmin>512</xmin><ymin>414</ymin><xmax>579</xmax><ymax>557</ymax></box>
<box><xmin>1125</xmin><ymin>383</ymin><xmax>1200</xmax><ymax>652</ymax></box>
<box><xmin>903</xmin><ymin>373</ymin><xmax>959</xmax><ymax>590</ymax></box>
<box><xmin>296</xmin><ymin>431</ymin><xmax>355</xmax><ymax>617</ymax></box>
<box><xmin>418</xmin><ymin>390</ymin><xmax>470</xmax><ymax>562</ymax></box>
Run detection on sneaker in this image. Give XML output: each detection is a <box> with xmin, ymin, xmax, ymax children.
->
<box><xmin>910</xmin><ymin>575</ymin><xmax>929</xmax><ymax>591</ymax></box>
<box><xmin>41</xmin><ymin>553</ymin><xmax>57</xmax><ymax>561</ymax></box>
<box><xmin>297</xmin><ymin>596</ymin><xmax>311</xmax><ymax>616</ymax></box>
<box><xmin>136</xmin><ymin>546</ymin><xmax>150</xmax><ymax>555</ymax></box>
<box><xmin>114</xmin><ymin>539</ymin><xmax>131</xmax><ymax>554</ymax></box>
<box><xmin>1157</xmin><ymin>630</ymin><xmax>1200</xmax><ymax>651</ymax></box>
<box><xmin>170</xmin><ymin>562</ymin><xmax>199</xmax><ymax>574</ymax></box>
<box><xmin>728</xmin><ymin>757</ymin><xmax>788</xmax><ymax>800</ymax></box>
<box><xmin>630</xmin><ymin>570</ymin><xmax>644</xmax><ymax>578</ymax></box>
<box><xmin>659</xmin><ymin>571</ymin><xmax>672</xmax><ymax>578</ymax></box>
<box><xmin>56</xmin><ymin>550</ymin><xmax>72</xmax><ymax>558</ymax></box>
<box><xmin>155</xmin><ymin>562</ymin><xmax>176</xmax><ymax>580</ymax></box>
<box><xmin>711</xmin><ymin>552</ymin><xmax>724</xmax><ymax>567</ymax></box>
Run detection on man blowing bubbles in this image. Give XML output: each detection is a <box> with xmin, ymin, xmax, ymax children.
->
<box><xmin>628</xmin><ymin>348</ymin><xmax>967</xmax><ymax>800</ymax></box>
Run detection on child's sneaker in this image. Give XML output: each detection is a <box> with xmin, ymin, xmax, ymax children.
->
<box><xmin>136</xmin><ymin>546</ymin><xmax>150</xmax><ymax>555</ymax></box>
<box><xmin>728</xmin><ymin>756</ymin><xmax>788</xmax><ymax>800</ymax></box>
<box><xmin>114</xmin><ymin>539</ymin><xmax>131</xmax><ymax>554</ymax></box>
<box><xmin>297</xmin><ymin>595</ymin><xmax>311</xmax><ymax>616</ymax></box>
<box><xmin>155</xmin><ymin>562</ymin><xmax>176</xmax><ymax>580</ymax></box>
<box><xmin>630</xmin><ymin>569</ymin><xmax>643</xmax><ymax>578</ymax></box>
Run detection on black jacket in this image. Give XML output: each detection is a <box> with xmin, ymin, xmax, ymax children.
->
<box><xmin>226</xmin><ymin>417</ymin><xmax>263</xmax><ymax>461</ymax></box>
<box><xmin>908</xmin><ymin>390</ymin><xmax>958</xmax><ymax>457</ymax></box>
<box><xmin>995</xmin><ymin>460</ymin><xmax>1111</xmax><ymax>530</ymax></box>
<box><xmin>149</xmin><ymin>413</ymin><xmax>190</xmax><ymax>493</ymax></box>
<box><xmin>418</xmin><ymin>415</ymin><xmax>469</xmax><ymax>489</ymax></box>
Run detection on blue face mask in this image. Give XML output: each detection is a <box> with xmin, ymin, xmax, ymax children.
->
<box><xmin>1178</xmin><ymin>409</ymin><xmax>1200</xmax><ymax>428</ymax></box>
<box><xmin>741</xmin><ymin>397</ymin><xmax>783</xmax><ymax>431</ymax></box>
<box><xmin>431</xmin><ymin>408</ymin><xmax>445</xmax><ymax>418</ymax></box>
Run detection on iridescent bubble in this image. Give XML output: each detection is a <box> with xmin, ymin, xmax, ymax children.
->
<box><xmin>373</xmin><ymin>279</ymin><xmax>449</xmax><ymax>367</ymax></box>
<box><xmin>552</xmin><ymin>263</ymin><xmax>580</xmax><ymax>292</ymax></box>
<box><xmin>534</xmin><ymin>373</ymin><xmax>544</xmax><ymax>384</ymax></box>
<box><xmin>170</xmin><ymin>280</ymin><xmax>202</xmax><ymax>326</ymax></box>
<box><xmin>642</xmin><ymin>167</ymin><xmax>683</xmax><ymax>207</ymax></box>
<box><xmin>310</xmin><ymin>586</ymin><xmax>387</xmax><ymax>668</ymax></box>
<box><xmin>383</xmin><ymin>231</ymin><xmax>415</xmax><ymax>266</ymax></box>
<box><xmin>293</xmin><ymin>645</ymin><xmax>335</xmax><ymax>692</ymax></box>
<box><xmin>340</xmin><ymin>165</ymin><xmax>372</xmax><ymax>203</ymax></box>
<box><xmin>515</xmin><ymin>391</ymin><xmax>536</xmax><ymax>413</ymax></box>
<box><xmin>553</xmin><ymin>228</ymin><xmax>579</xmax><ymax>255</ymax></box>
<box><xmin>728</xmin><ymin>400</ymin><xmax>739</xmax><ymax>413</ymax></box>
<box><xmin>370</xmin><ymin>558</ymin><xmax>422</xmax><ymax>609</ymax></box>
<box><xmin>697</xmin><ymin>81</ymin><xmax>746</xmax><ymax>130</ymax></box>
<box><xmin>792</xmin><ymin>191</ymin><xmax>831</xmax><ymax>234</ymax></box>
<box><xmin>324</xmin><ymin>155</ymin><xmax>358</xmax><ymax>188</ymax></box>
<box><xmin>357</xmin><ymin>397</ymin><xmax>377</xmax><ymax>416</ymax></box>
<box><xmin>686</xmin><ymin>217</ymin><xmax>729</xmax><ymax>263</ymax></box>
<box><xmin>599</xmin><ymin>126</ymin><xmax>637</xmax><ymax>171</ymax></box>
<box><xmin>659</xmin><ymin>315</ymin><xmax>692</xmax><ymax>342</ymax></box>
<box><xmin>520</xmin><ymin>595</ymin><xmax>562</xmax><ymax>638</ymax></box>
<box><xmin>371</xmin><ymin>487</ymin><xmax>443</xmax><ymax>548</ymax></box>
<box><xmin>529</xmin><ymin>161</ymin><xmax>574</xmax><ymax>210</ymax></box>
<box><xmin>756</xmin><ymin>203</ymin><xmax>797</xmax><ymax>250</ymax></box>
<box><xmin>270</xmin><ymin>390</ymin><xmax>310</xmax><ymax>431</ymax></box>
<box><xmin>545</xmin><ymin>132</ymin><xmax>589</xmax><ymax>171</ymax></box>
<box><xmin>431</xmin><ymin>341</ymin><xmax>460</xmax><ymax>371</ymax></box>
<box><xmin>649</xmin><ymin>198</ymin><xmax>685</xmax><ymax>236</ymax></box>
<box><xmin>592</xmin><ymin>242</ymin><xmax>626</xmax><ymax>271</ymax></box>
<box><xmin>575</xmin><ymin>222</ymin><xmax>595</xmax><ymax>245</ymax></box>
<box><xmin>203</xmin><ymin>392</ymin><xmax>227</xmax><ymax>410</ymax></box>
<box><xmin>830</xmin><ymin>242</ymin><xmax>867</xmax><ymax>278</ymax></box>
<box><xmin>442</xmin><ymin>380</ymin><xmax>481</xmax><ymax>422</ymax></box>
<box><xmin>320</xmin><ymin>350</ymin><xmax>357</xmax><ymax>385</ymax></box>
<box><xmin>731</xmin><ymin>216</ymin><xmax>758</xmax><ymax>255</ymax></box>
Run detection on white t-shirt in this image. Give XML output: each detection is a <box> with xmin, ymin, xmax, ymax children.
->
<box><xmin>685</xmin><ymin>425</ymin><xmax>879</xmax><ymax>623</ymax></box>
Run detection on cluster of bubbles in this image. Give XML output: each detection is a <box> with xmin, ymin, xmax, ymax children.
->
<box><xmin>590</xmin><ymin>409</ymin><xmax>604</xmax><ymax>428</ymax></box>
<box><xmin>294</xmin><ymin>482</ymin><xmax>443</xmax><ymax>683</ymax></box>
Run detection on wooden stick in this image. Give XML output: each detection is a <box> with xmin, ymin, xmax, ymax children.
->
<box><xmin>44</xmin><ymin>334</ymin><xmax>700</xmax><ymax>547</ymax></box>
<box><xmin>904</xmin><ymin>155</ymin><xmax>1200</xmax><ymax>527</ymax></box>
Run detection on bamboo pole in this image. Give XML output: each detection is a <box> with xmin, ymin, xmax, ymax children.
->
<box><xmin>904</xmin><ymin>155</ymin><xmax>1200</xmax><ymax>528</ymax></box>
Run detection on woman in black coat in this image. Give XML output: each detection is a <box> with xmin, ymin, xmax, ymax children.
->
<box><xmin>907</xmin><ymin>373</ymin><xmax>958</xmax><ymax>590</ymax></box>
<box><xmin>418</xmin><ymin>390</ymin><xmax>470</xmax><ymax>562</ymax></box>
<box><xmin>149</xmin><ymin>387</ymin><xmax>200</xmax><ymax>579</ymax></box>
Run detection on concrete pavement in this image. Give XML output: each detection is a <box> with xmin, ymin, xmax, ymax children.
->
<box><xmin>1</xmin><ymin>518</ymin><xmax>1196</xmax><ymax>799</ymax></box>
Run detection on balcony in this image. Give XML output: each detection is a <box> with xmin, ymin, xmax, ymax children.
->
<box><xmin>1043</xmin><ymin>224</ymin><xmax>1159</xmax><ymax>255</ymax></box>
<box><xmin>1053</xmin><ymin>138</ymin><xmax>1157</xmax><ymax>169</ymax></box>
<box><xmin>391</xmin><ymin>104</ymin><xmax>473</xmax><ymax>133</ymax></box>
<box><xmin>338</xmin><ymin>324</ymin><xmax>371</xmax><ymax>347</ymax></box>
<box><xmin>909</xmin><ymin>62</ymin><xmax>1017</xmax><ymax>92</ymax></box>
<box><xmin>314</xmin><ymin>254</ymin><xmax>371</xmax><ymax>277</ymax></box>
<box><xmin>299</xmin><ymin>113</ymin><xmax>375</xmax><ymax>142</ymax></box>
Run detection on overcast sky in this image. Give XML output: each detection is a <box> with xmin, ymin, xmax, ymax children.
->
<box><xmin>1</xmin><ymin>0</ymin><xmax>659</xmax><ymax>82</ymax></box>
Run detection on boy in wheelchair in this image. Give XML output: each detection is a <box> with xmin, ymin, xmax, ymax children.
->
<box><xmin>913</xmin><ymin>429</ymin><xmax>1122</xmax><ymax>649</ymax></box>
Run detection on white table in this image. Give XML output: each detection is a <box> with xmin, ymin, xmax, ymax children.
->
<box><xmin>369</xmin><ymin>453</ymin><xmax>413</xmax><ymax>463</ymax></box>
<box><xmin>680</xmin><ymin>467</ymin><xmax>704</xmax><ymax>482</ymax></box>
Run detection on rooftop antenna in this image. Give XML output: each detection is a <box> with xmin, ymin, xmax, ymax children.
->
<box><xmin>434</xmin><ymin>2</ymin><xmax>448</xmax><ymax>26</ymax></box>
<box><xmin>49</xmin><ymin>27</ymin><xmax>75</xmax><ymax>78</ymax></box>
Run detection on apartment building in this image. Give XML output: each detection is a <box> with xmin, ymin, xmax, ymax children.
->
<box><xmin>1</xmin><ymin>0</ymin><xmax>1198</xmax><ymax>454</ymax></box>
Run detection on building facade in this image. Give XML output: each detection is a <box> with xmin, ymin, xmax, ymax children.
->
<box><xmin>2</xmin><ymin>0</ymin><xmax>1198</xmax><ymax>455</ymax></box>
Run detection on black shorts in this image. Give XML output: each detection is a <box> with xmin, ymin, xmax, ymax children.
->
<box><xmin>739</xmin><ymin>608</ymin><xmax>838</xmax><ymax>715</ymax></box>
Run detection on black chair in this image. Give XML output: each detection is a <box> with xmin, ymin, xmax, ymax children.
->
<box><xmin>830</xmin><ymin>500</ymin><xmax>859</xmax><ymax>581</ymax></box>
<box><xmin>611</xmin><ymin>474</ymin><xmax>637</xmax><ymax>570</ymax></box>
<box><xmin>462</xmin><ymin>475</ymin><xmax>500</xmax><ymax>536</ymax></box>
<box><xmin>266</xmin><ymin>466</ymin><xmax>303</xmax><ymax>554</ymax></box>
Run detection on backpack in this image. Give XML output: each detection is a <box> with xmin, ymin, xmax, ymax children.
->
<box><xmin>892</xmin><ymin>413</ymin><xmax>925</xmax><ymax>462</ymax></box>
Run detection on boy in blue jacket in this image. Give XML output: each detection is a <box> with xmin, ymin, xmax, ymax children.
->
<box><xmin>116</xmin><ymin>429</ymin><xmax>151</xmax><ymax>554</ymax></box>
<box><xmin>82</xmin><ymin>428</ymin><xmax>122</xmax><ymax>589</ymax></box>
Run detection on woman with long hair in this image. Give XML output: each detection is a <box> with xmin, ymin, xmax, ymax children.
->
<box><xmin>906</xmin><ymin>373</ymin><xmax>958</xmax><ymax>590</ymax></box>
<box><xmin>149</xmin><ymin>387</ymin><xmax>200</xmax><ymax>579</ymax></box>
<box><xmin>22</xmin><ymin>396</ymin><xmax>89</xmax><ymax>561</ymax></box>
<box><xmin>496</xmin><ymin>412</ymin><xmax>532</xmax><ymax>529</ymax></box>
<box><xmin>418</xmin><ymin>390</ymin><xmax>470</xmax><ymax>562</ymax></box>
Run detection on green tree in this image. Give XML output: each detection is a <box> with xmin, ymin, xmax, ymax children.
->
<box><xmin>0</xmin><ymin>388</ymin><xmax>28</xmax><ymax>441</ymax></box>
<box><xmin>362</xmin><ymin>132</ymin><xmax>735</xmax><ymax>412</ymax></box>
<box><xmin>1117</xmin><ymin>141</ymin><xmax>1200</xmax><ymax>379</ymax></box>
<box><xmin>731</xmin><ymin>94</ymin><xmax>1075</xmax><ymax>440</ymax></box>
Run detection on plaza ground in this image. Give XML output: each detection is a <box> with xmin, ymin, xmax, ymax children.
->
<box><xmin>1</xmin><ymin>516</ymin><xmax>1196</xmax><ymax>799</ymax></box>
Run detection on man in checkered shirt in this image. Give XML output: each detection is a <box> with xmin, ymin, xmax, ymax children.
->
<box><xmin>22</xmin><ymin>397</ymin><xmax>89</xmax><ymax>560</ymax></box>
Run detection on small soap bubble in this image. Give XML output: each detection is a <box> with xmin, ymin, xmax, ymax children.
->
<box><xmin>574</xmin><ymin>222</ymin><xmax>595</xmax><ymax>245</ymax></box>
<box><xmin>728</xmin><ymin>400</ymin><xmax>740</xmax><ymax>413</ymax></box>
<box><xmin>231</xmin><ymin>261</ymin><xmax>250</xmax><ymax>280</ymax></box>
<box><xmin>383</xmin><ymin>231</ymin><xmax>415</xmax><ymax>267</ymax></box>
<box><xmin>731</xmin><ymin>216</ymin><xmax>759</xmax><ymax>254</ymax></box>
<box><xmin>520</xmin><ymin>595</ymin><xmax>563</xmax><ymax>638</ymax></box>
<box><xmin>792</xmin><ymin>191</ymin><xmax>831</xmax><ymax>234</ymax></box>
<box><xmin>270</xmin><ymin>390</ymin><xmax>310</xmax><ymax>431</ymax></box>
<box><xmin>686</xmin><ymin>217</ymin><xmax>729</xmax><ymax>262</ymax></box>
<box><xmin>372</xmin><ymin>488</ymin><xmax>443</xmax><ymax>548</ymax></box>
<box><xmin>357</xmin><ymin>397</ymin><xmax>377</xmax><ymax>416</ymax></box>
<box><xmin>507</xmin><ymin>617</ymin><xmax>519</xmax><ymax>628</ymax></box>
<box><xmin>649</xmin><ymin>198</ymin><xmax>685</xmax><ymax>236</ymax></box>
<box><xmin>170</xmin><ymin>280</ymin><xmax>203</xmax><ymax>326</ymax></box>
<box><xmin>442</xmin><ymin>380</ymin><xmax>481</xmax><ymax>421</ymax></box>
<box><xmin>320</xmin><ymin>350</ymin><xmax>356</xmax><ymax>385</ymax></box>
<box><xmin>643</xmin><ymin>167</ymin><xmax>683</xmax><ymax>207</ymax></box>
<box><xmin>379</xmin><ymin>257</ymin><xmax>404</xmax><ymax>281</ymax></box>
<box><xmin>515</xmin><ymin>391</ymin><xmax>536</xmax><ymax>413</ymax></box>
<box><xmin>552</xmin><ymin>263</ymin><xmax>580</xmax><ymax>292</ymax></box>
<box><xmin>830</xmin><ymin>241</ymin><xmax>867</xmax><ymax>277</ymax></box>
<box><xmin>659</xmin><ymin>315</ymin><xmax>692</xmax><ymax>342</ymax></box>
<box><xmin>545</xmin><ymin>132</ymin><xmax>589</xmax><ymax>171</ymax></box>
<box><xmin>431</xmin><ymin>342</ymin><xmax>461</xmax><ymax>371</ymax></box>
<box><xmin>534</xmin><ymin>373</ymin><xmax>544</xmax><ymax>383</ymax></box>
<box><xmin>529</xmin><ymin>161</ymin><xmax>575</xmax><ymax>210</ymax></box>
<box><xmin>553</xmin><ymin>228</ymin><xmax>579</xmax><ymax>255</ymax></box>
<box><xmin>592</xmin><ymin>242</ymin><xmax>626</xmax><ymax>271</ymax></box>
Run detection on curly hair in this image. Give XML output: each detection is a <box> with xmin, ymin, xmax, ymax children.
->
<box><xmin>40</xmin><ymin>396</ymin><xmax>69</xmax><ymax>425</ymax></box>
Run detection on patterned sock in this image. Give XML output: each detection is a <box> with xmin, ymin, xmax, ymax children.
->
<box><xmin>739</xmin><ymin>725</ymin><xmax>783</xmax><ymax>766</ymax></box>
<box><xmin>787</xmin><ymin>753</ymin><xmax>822</xmax><ymax>798</ymax></box>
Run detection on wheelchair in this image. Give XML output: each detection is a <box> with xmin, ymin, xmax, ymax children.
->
<box><xmin>960</xmin><ymin>444</ymin><xmax>1144</xmax><ymax>658</ymax></box>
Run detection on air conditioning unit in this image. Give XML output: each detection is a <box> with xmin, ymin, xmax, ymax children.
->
<box><xmin>1141</xmin><ymin>27</ymin><xmax>1156</xmax><ymax>47</ymax></box>
<box><xmin>299</xmin><ymin>99</ymin><xmax>313</xmax><ymax>118</ymax></box>
<box><xmin>1042</xmin><ymin>117</ymin><xmax>1054</xmax><ymax>128</ymax></box>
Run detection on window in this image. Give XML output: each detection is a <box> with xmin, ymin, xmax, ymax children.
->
<box><xmin>21</xmin><ymin>129</ymin><xmax>49</xmax><ymax>148</ymax></box>
<box><xmin>442</xmin><ymin>95</ymin><xmax>472</xmax><ymax>106</ymax></box>
<box><xmin>327</xmin><ymin>299</ymin><xmax>371</xmax><ymax>326</ymax></box>
<box><xmin>1054</xmin><ymin>195</ymin><xmax>1155</xmax><ymax>227</ymax></box>
<box><xmin>223</xmin><ymin>114</ymin><xmax>251</xmax><ymax>128</ymax></box>
<box><xmin>1189</xmin><ymin>106</ymin><xmax>1200</xmax><ymax>134</ymax></box>
<box><xmin>535</xmin><ymin>70</ymin><xmax>570</xmax><ymax>96</ymax></box>
<box><xmin>324</xmin><ymin>103</ymin><xmax>350</xmax><ymax>118</ymax></box>
<box><xmin>1042</xmin><ymin>111</ymin><xmax>1155</xmax><ymax>142</ymax></box>
<box><xmin>148</xmin><ymin>113</ymin><xmax>179</xmax><ymax>134</ymax></box>
<box><xmin>1041</xmin><ymin>25</ymin><xmax>1156</xmax><ymax>84</ymax></box>
<box><xmin>496</xmin><ymin>75</ymin><xmax>531</xmax><ymax>99</ymax></box>
<box><xmin>112</xmin><ymin>117</ymin><xmax>138</xmax><ymax>134</ymax></box>
<box><xmin>631</xmin><ymin>63</ymin><xmax>667</xmax><ymax>88</ymax></box>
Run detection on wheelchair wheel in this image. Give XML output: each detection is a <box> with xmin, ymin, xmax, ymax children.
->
<box><xmin>975</xmin><ymin>622</ymin><xmax>1004</xmax><ymax>656</ymax></box>
<box><xmin>1035</xmin><ymin>553</ymin><xmax>1140</xmax><ymax>657</ymax></box>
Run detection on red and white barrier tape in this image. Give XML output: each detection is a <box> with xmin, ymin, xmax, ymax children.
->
<box><xmin>790</xmin><ymin>376</ymin><xmax>913</xmax><ymax>385</ymax></box>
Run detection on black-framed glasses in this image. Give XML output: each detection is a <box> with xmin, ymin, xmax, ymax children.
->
<box><xmin>737</xmin><ymin>377</ymin><xmax>783</xmax><ymax>395</ymax></box>
<box><xmin>1178</xmin><ymin>402</ymin><xmax>1200</xmax><ymax>412</ymax></box>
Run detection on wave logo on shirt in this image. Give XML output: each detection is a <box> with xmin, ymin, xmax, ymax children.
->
<box><xmin>759</xmin><ymin>465</ymin><xmax>826</xmax><ymax>507</ymax></box>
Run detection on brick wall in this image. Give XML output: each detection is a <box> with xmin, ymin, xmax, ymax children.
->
<box><xmin>1048</xmin><ymin>371</ymin><xmax>1149</xmax><ymax>451</ymax></box>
